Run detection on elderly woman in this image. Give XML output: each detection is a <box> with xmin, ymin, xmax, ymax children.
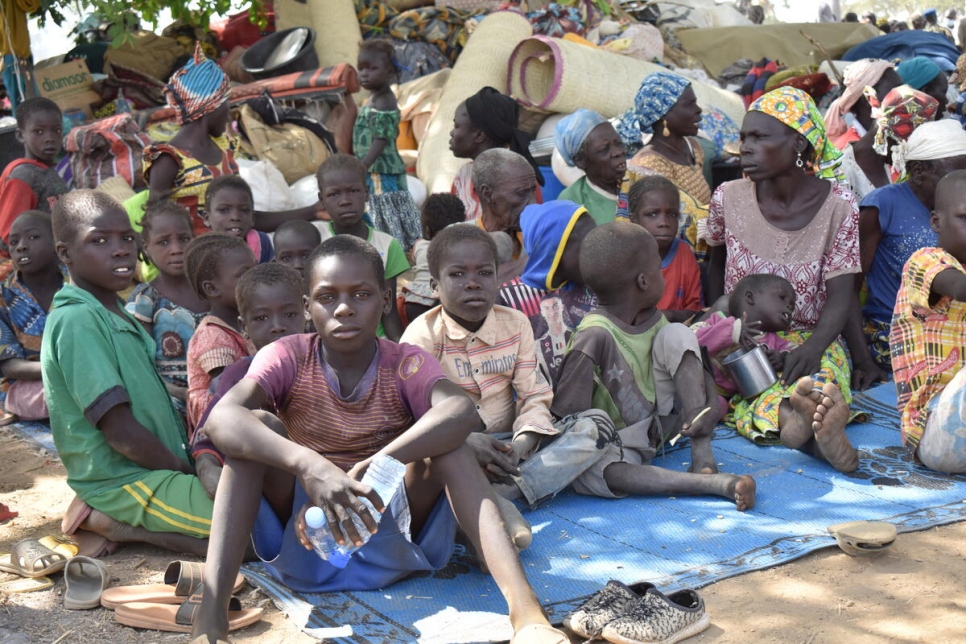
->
<box><xmin>840</xmin><ymin>85</ymin><xmax>939</xmax><ymax>201</ymax></box>
<box><xmin>617</xmin><ymin>72</ymin><xmax>711</xmax><ymax>259</ymax></box>
<box><xmin>472</xmin><ymin>148</ymin><xmax>537</xmax><ymax>262</ymax></box>
<box><xmin>706</xmin><ymin>87</ymin><xmax>874</xmax><ymax>472</ymax></box>
<box><xmin>897</xmin><ymin>57</ymin><xmax>949</xmax><ymax>115</ymax></box>
<box><xmin>449</xmin><ymin>87</ymin><xmax>543</xmax><ymax>221</ymax></box>
<box><xmin>857</xmin><ymin>119</ymin><xmax>966</xmax><ymax>369</ymax></box>
<box><xmin>824</xmin><ymin>58</ymin><xmax>903</xmax><ymax>150</ymax></box>
<box><xmin>553</xmin><ymin>109</ymin><xmax>627</xmax><ymax>225</ymax></box>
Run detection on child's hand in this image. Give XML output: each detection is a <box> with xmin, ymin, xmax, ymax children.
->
<box><xmin>679</xmin><ymin>404</ymin><xmax>718</xmax><ymax>439</ymax></box>
<box><xmin>738</xmin><ymin>313</ymin><xmax>763</xmax><ymax>349</ymax></box>
<box><xmin>781</xmin><ymin>344</ymin><xmax>822</xmax><ymax>385</ymax></box>
<box><xmin>299</xmin><ymin>458</ymin><xmax>385</xmax><ymax>549</ymax></box>
<box><xmin>764</xmin><ymin>347</ymin><xmax>786</xmax><ymax>371</ymax></box>
<box><xmin>465</xmin><ymin>433</ymin><xmax>520</xmax><ymax>482</ymax></box>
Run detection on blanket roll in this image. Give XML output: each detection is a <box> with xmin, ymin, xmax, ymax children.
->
<box><xmin>506</xmin><ymin>35</ymin><xmax>746</xmax><ymax>127</ymax></box>
<box><xmin>416</xmin><ymin>11</ymin><xmax>533</xmax><ymax>193</ymax></box>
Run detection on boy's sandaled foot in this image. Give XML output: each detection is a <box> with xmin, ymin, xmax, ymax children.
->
<box><xmin>781</xmin><ymin>377</ymin><xmax>823</xmax><ymax>449</ymax></box>
<box><xmin>687</xmin><ymin>437</ymin><xmax>718</xmax><ymax>474</ymax></box>
<box><xmin>510</xmin><ymin>623</ymin><xmax>569</xmax><ymax>644</ymax></box>
<box><xmin>812</xmin><ymin>383</ymin><xmax>858</xmax><ymax>473</ymax></box>
<box><xmin>726</xmin><ymin>475</ymin><xmax>756</xmax><ymax>511</ymax></box>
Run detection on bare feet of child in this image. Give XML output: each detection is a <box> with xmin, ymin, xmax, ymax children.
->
<box><xmin>780</xmin><ymin>376</ymin><xmax>824</xmax><ymax>449</ymax></box>
<box><xmin>727</xmin><ymin>474</ymin><xmax>757</xmax><ymax>511</ymax></box>
<box><xmin>683</xmin><ymin>405</ymin><xmax>720</xmax><ymax>474</ymax></box>
<box><xmin>812</xmin><ymin>382</ymin><xmax>858</xmax><ymax>473</ymax></box>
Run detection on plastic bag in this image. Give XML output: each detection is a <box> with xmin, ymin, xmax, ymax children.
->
<box><xmin>237</xmin><ymin>158</ymin><xmax>297</xmax><ymax>211</ymax></box>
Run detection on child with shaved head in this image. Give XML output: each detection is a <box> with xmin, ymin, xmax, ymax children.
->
<box><xmin>552</xmin><ymin>222</ymin><xmax>755</xmax><ymax>510</ymax></box>
<box><xmin>891</xmin><ymin>169</ymin><xmax>966</xmax><ymax>473</ymax></box>
<box><xmin>43</xmin><ymin>190</ymin><xmax>211</xmax><ymax>556</ymax></box>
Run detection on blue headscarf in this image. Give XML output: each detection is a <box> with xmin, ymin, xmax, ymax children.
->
<box><xmin>616</xmin><ymin>72</ymin><xmax>691</xmax><ymax>147</ymax></box>
<box><xmin>554</xmin><ymin>109</ymin><xmax>608</xmax><ymax>167</ymax></box>
<box><xmin>520</xmin><ymin>200</ymin><xmax>588</xmax><ymax>291</ymax></box>
<box><xmin>897</xmin><ymin>57</ymin><xmax>941</xmax><ymax>90</ymax></box>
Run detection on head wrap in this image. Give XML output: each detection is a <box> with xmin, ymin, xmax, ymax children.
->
<box><xmin>866</xmin><ymin>84</ymin><xmax>939</xmax><ymax>157</ymax></box>
<box><xmin>897</xmin><ymin>57</ymin><xmax>942</xmax><ymax>90</ymax></box>
<box><xmin>823</xmin><ymin>58</ymin><xmax>894</xmax><ymax>138</ymax></box>
<box><xmin>892</xmin><ymin>119</ymin><xmax>966</xmax><ymax>176</ymax></box>
<box><xmin>520</xmin><ymin>200</ymin><xmax>588</xmax><ymax>291</ymax></box>
<box><xmin>923</xmin><ymin>8</ymin><xmax>937</xmax><ymax>19</ymax></box>
<box><xmin>748</xmin><ymin>87</ymin><xmax>845</xmax><ymax>183</ymax></box>
<box><xmin>554</xmin><ymin>109</ymin><xmax>608</xmax><ymax>167</ymax></box>
<box><xmin>464</xmin><ymin>87</ymin><xmax>544</xmax><ymax>185</ymax></box>
<box><xmin>165</xmin><ymin>43</ymin><xmax>231</xmax><ymax>125</ymax></box>
<box><xmin>616</xmin><ymin>72</ymin><xmax>691</xmax><ymax>145</ymax></box>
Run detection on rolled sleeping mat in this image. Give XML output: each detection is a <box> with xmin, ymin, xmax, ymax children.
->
<box><xmin>506</xmin><ymin>35</ymin><xmax>746</xmax><ymax>126</ymax></box>
<box><xmin>416</xmin><ymin>11</ymin><xmax>533</xmax><ymax>193</ymax></box>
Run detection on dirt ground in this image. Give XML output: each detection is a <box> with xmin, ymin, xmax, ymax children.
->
<box><xmin>2</xmin><ymin>427</ymin><xmax>964</xmax><ymax>644</ymax></box>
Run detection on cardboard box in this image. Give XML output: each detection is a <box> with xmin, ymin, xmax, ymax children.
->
<box><xmin>35</xmin><ymin>60</ymin><xmax>100</xmax><ymax>118</ymax></box>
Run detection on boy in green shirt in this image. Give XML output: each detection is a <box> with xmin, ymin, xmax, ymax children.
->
<box><xmin>43</xmin><ymin>190</ymin><xmax>211</xmax><ymax>555</ymax></box>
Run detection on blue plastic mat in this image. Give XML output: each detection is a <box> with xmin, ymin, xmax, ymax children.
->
<box><xmin>242</xmin><ymin>382</ymin><xmax>966</xmax><ymax>643</ymax></box>
<box><xmin>0</xmin><ymin>392</ymin><xmax>55</xmax><ymax>453</ymax></box>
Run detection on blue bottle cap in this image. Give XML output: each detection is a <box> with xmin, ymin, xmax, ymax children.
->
<box><xmin>305</xmin><ymin>506</ymin><xmax>327</xmax><ymax>529</ymax></box>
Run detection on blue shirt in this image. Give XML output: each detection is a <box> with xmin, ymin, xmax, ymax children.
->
<box><xmin>861</xmin><ymin>182</ymin><xmax>937</xmax><ymax>324</ymax></box>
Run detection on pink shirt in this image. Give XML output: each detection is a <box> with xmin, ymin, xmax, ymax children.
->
<box><xmin>186</xmin><ymin>316</ymin><xmax>253</xmax><ymax>436</ymax></box>
<box><xmin>246</xmin><ymin>335</ymin><xmax>446</xmax><ymax>471</ymax></box>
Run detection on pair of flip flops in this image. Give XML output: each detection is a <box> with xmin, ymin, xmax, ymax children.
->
<box><xmin>828</xmin><ymin>521</ymin><xmax>898</xmax><ymax>556</ymax></box>
<box><xmin>106</xmin><ymin>560</ymin><xmax>262</xmax><ymax>634</ymax></box>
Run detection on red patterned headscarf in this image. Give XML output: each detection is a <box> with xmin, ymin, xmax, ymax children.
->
<box><xmin>866</xmin><ymin>84</ymin><xmax>939</xmax><ymax>156</ymax></box>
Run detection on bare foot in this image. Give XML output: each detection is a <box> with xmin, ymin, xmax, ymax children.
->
<box><xmin>82</xmin><ymin>509</ymin><xmax>208</xmax><ymax>556</ymax></box>
<box><xmin>726</xmin><ymin>474</ymin><xmax>756</xmax><ymax>511</ymax></box>
<box><xmin>780</xmin><ymin>376</ymin><xmax>823</xmax><ymax>449</ymax></box>
<box><xmin>812</xmin><ymin>383</ymin><xmax>858</xmax><ymax>473</ymax></box>
<box><xmin>494</xmin><ymin>494</ymin><xmax>532</xmax><ymax>551</ymax></box>
<box><xmin>688</xmin><ymin>436</ymin><xmax>718</xmax><ymax>474</ymax></box>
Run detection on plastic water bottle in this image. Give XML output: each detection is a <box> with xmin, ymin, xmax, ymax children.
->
<box><xmin>304</xmin><ymin>454</ymin><xmax>407</xmax><ymax>567</ymax></box>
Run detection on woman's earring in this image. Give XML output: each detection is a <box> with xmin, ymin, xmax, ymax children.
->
<box><xmin>795</xmin><ymin>151</ymin><xmax>804</xmax><ymax>169</ymax></box>
<box><xmin>662</xmin><ymin>121</ymin><xmax>671</xmax><ymax>137</ymax></box>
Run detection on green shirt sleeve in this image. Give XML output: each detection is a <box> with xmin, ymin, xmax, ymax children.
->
<box><xmin>384</xmin><ymin>238</ymin><xmax>410</xmax><ymax>280</ymax></box>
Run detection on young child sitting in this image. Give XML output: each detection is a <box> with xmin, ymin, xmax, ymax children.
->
<box><xmin>0</xmin><ymin>97</ymin><xmax>69</xmax><ymax>249</ymax></box>
<box><xmin>628</xmin><ymin>176</ymin><xmax>702</xmax><ymax>323</ymax></box>
<box><xmin>693</xmin><ymin>274</ymin><xmax>797</xmax><ymax>410</ymax></box>
<box><xmin>401</xmin><ymin>225</ymin><xmax>561</xmax><ymax>541</ymax></box>
<box><xmin>891</xmin><ymin>169</ymin><xmax>966</xmax><ymax>473</ymax></box>
<box><xmin>184</xmin><ymin>233</ymin><xmax>256</xmax><ymax>436</ymax></box>
<box><xmin>204</xmin><ymin>175</ymin><xmax>274</xmax><ymax>263</ymax></box>
<box><xmin>273</xmin><ymin>219</ymin><xmax>322</xmax><ymax>279</ymax></box>
<box><xmin>314</xmin><ymin>154</ymin><xmax>408</xmax><ymax>340</ymax></box>
<box><xmin>43</xmin><ymin>190</ymin><xmax>210</xmax><ymax>555</ymax></box>
<box><xmin>552</xmin><ymin>222</ymin><xmax>756</xmax><ymax>508</ymax></box>
<box><xmin>190</xmin><ymin>235</ymin><xmax>570</xmax><ymax>644</ymax></box>
<box><xmin>497</xmin><ymin>201</ymin><xmax>598</xmax><ymax>386</ymax></box>
<box><xmin>192</xmin><ymin>263</ymin><xmax>308</xmax><ymax>498</ymax></box>
<box><xmin>0</xmin><ymin>210</ymin><xmax>66</xmax><ymax>423</ymax></box>
<box><xmin>126</xmin><ymin>201</ymin><xmax>208</xmax><ymax>423</ymax></box>
<box><xmin>403</xmin><ymin>193</ymin><xmax>465</xmax><ymax>323</ymax></box>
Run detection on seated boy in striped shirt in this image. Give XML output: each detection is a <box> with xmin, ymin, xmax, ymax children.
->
<box><xmin>401</xmin><ymin>225</ymin><xmax>611</xmax><ymax>530</ymax></box>
<box><xmin>192</xmin><ymin>235</ymin><xmax>569</xmax><ymax>644</ymax></box>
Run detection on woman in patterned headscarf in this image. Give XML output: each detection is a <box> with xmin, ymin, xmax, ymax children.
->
<box><xmin>704</xmin><ymin>87</ymin><xmax>878</xmax><ymax>471</ymax></box>
<box><xmin>616</xmin><ymin>72</ymin><xmax>712</xmax><ymax>260</ymax></box>
<box><xmin>143</xmin><ymin>44</ymin><xmax>237</xmax><ymax>235</ymax></box>
<box><xmin>841</xmin><ymin>85</ymin><xmax>939</xmax><ymax>201</ymax></box>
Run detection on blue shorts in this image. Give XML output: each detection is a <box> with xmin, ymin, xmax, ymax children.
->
<box><xmin>251</xmin><ymin>480</ymin><xmax>457</xmax><ymax>593</ymax></box>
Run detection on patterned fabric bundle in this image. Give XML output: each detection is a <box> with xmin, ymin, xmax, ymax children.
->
<box><xmin>164</xmin><ymin>43</ymin><xmax>231</xmax><ymax>125</ymax></box>
<box><xmin>527</xmin><ymin>3</ymin><xmax>587</xmax><ymax>38</ymax></box>
<box><xmin>615</xmin><ymin>72</ymin><xmax>690</xmax><ymax>145</ymax></box>
<box><xmin>867</xmin><ymin>85</ymin><xmax>939</xmax><ymax>157</ymax></box>
<box><xmin>823</xmin><ymin>58</ymin><xmax>894</xmax><ymax>139</ymax></box>
<box><xmin>749</xmin><ymin>87</ymin><xmax>845</xmax><ymax>183</ymax></box>
<box><xmin>738</xmin><ymin>58</ymin><xmax>779</xmax><ymax>108</ymax></box>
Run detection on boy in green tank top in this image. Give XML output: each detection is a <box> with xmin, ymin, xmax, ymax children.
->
<box><xmin>552</xmin><ymin>222</ymin><xmax>756</xmax><ymax>509</ymax></box>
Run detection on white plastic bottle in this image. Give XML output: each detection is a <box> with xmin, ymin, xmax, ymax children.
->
<box><xmin>304</xmin><ymin>454</ymin><xmax>407</xmax><ymax>567</ymax></box>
